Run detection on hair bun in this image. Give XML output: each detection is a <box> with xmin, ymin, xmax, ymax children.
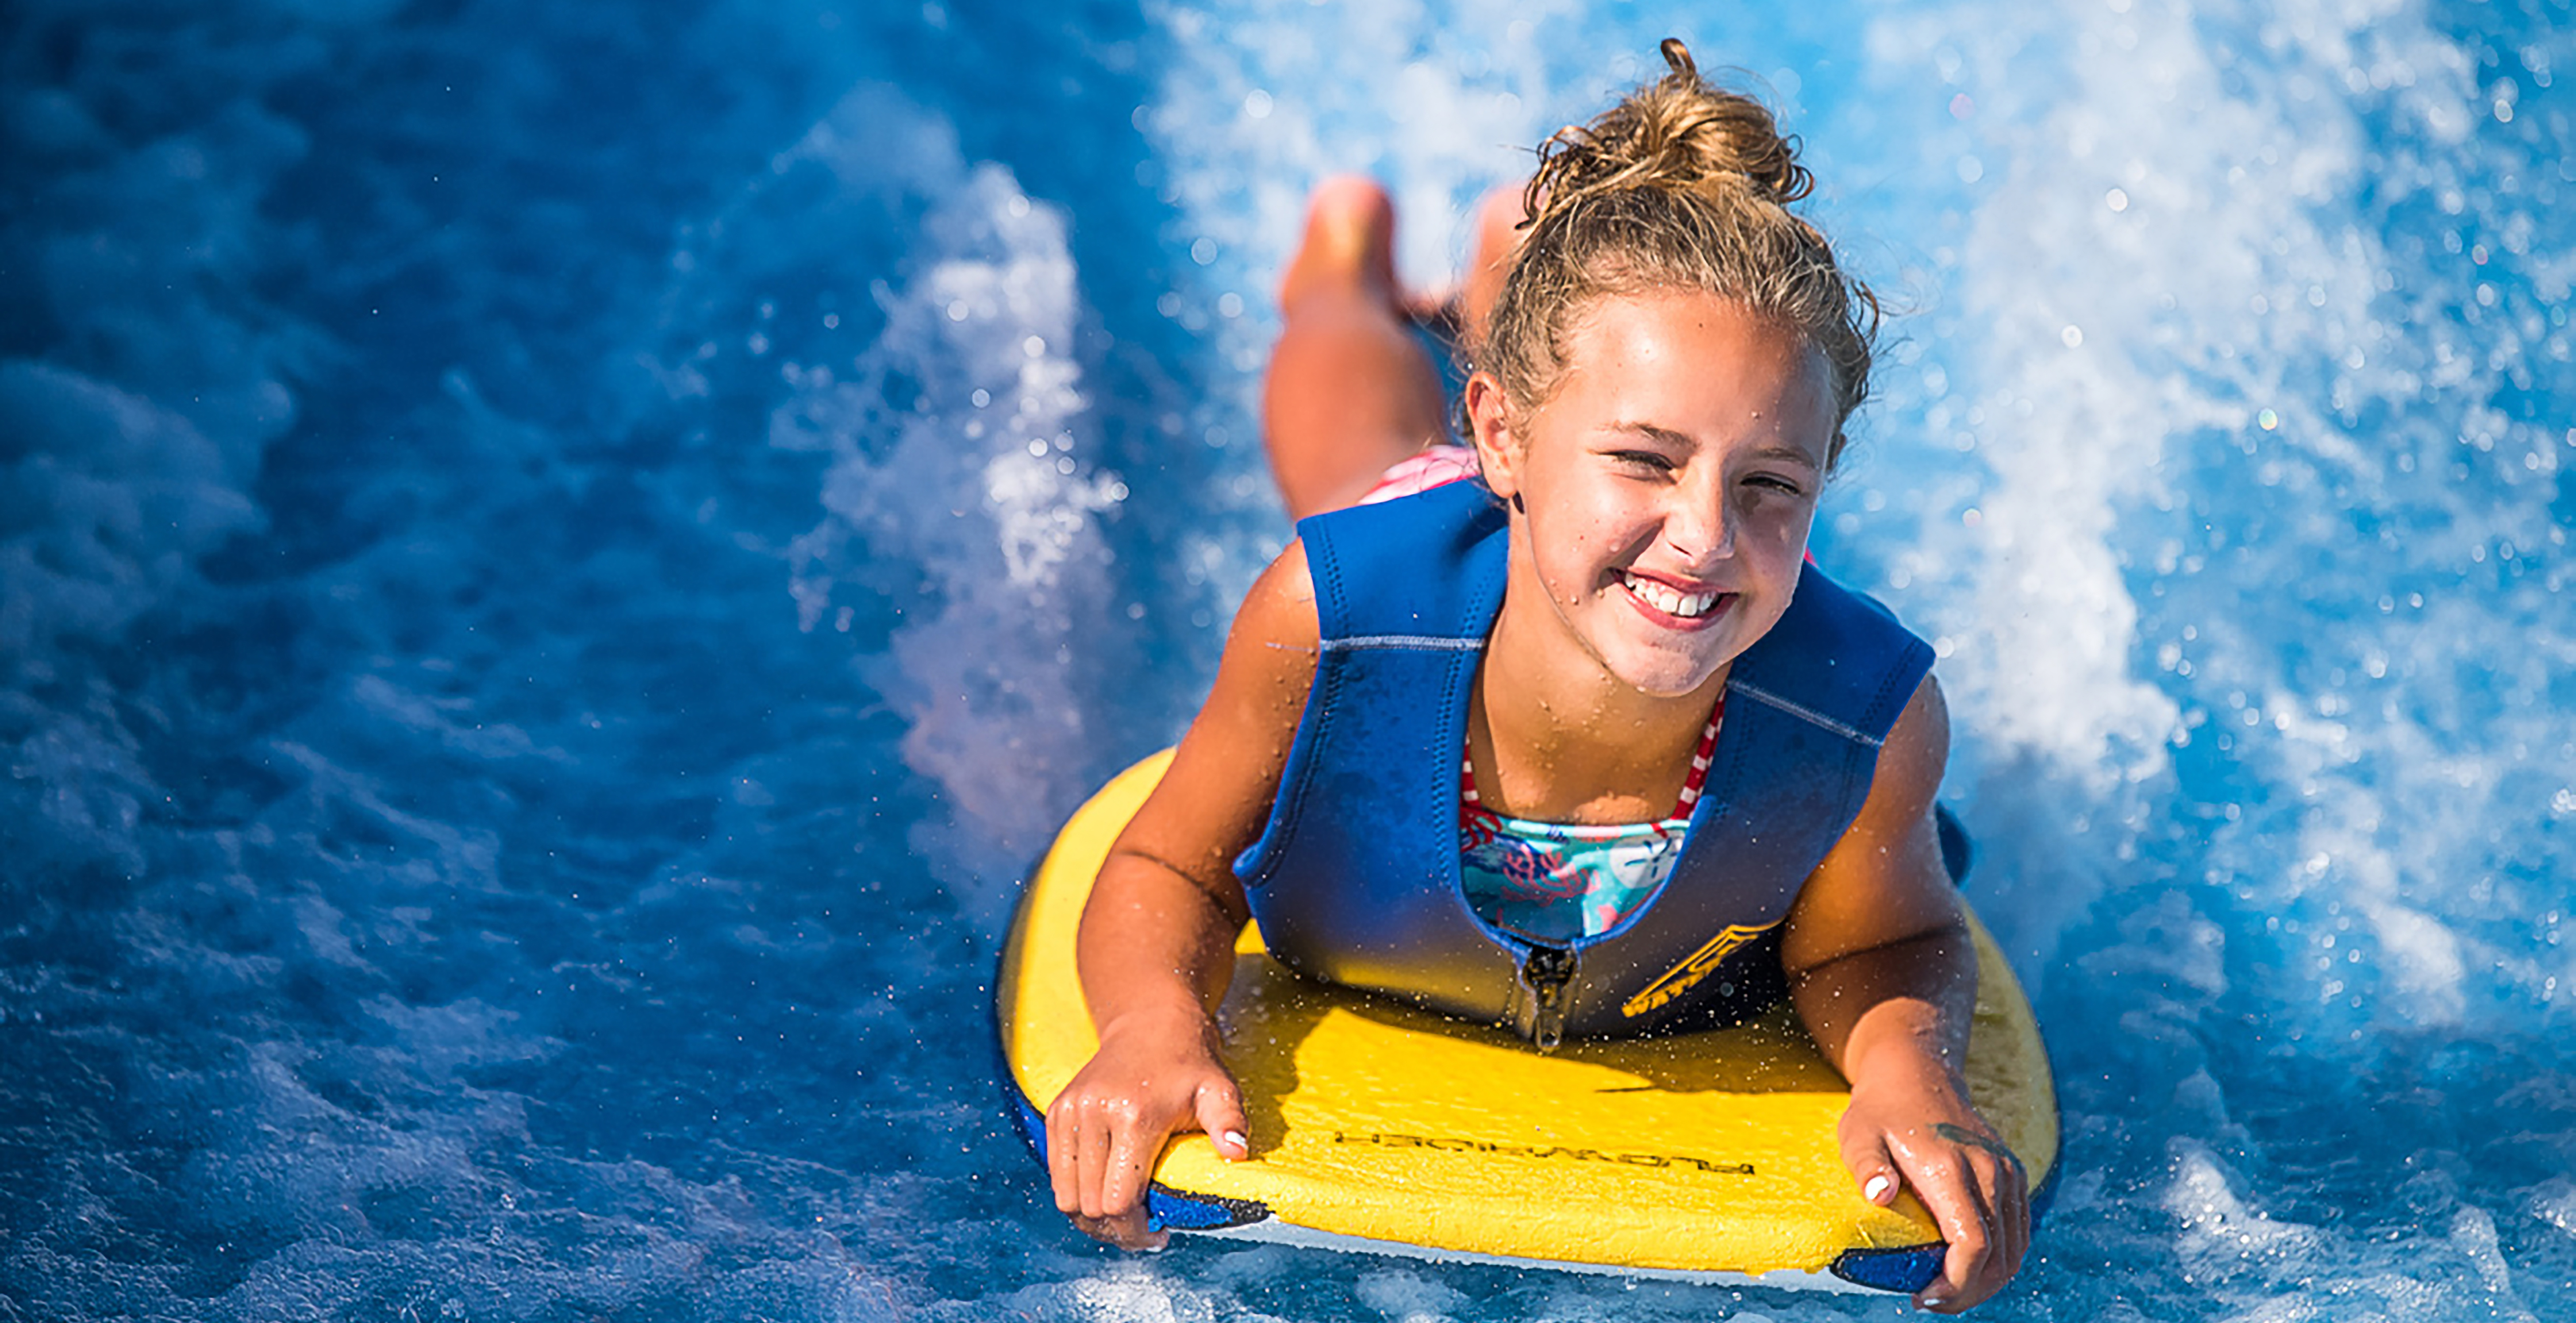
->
<box><xmin>1526</xmin><ymin>37</ymin><xmax>1811</xmax><ymax>221</ymax></box>
<box><xmin>1657</xmin><ymin>38</ymin><xmax>1701</xmax><ymax>86</ymax></box>
<box><xmin>1481</xmin><ymin>38</ymin><xmax>1876</xmax><ymax>469</ymax></box>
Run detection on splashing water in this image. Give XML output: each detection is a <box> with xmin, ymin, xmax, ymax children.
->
<box><xmin>4</xmin><ymin>0</ymin><xmax>2573</xmax><ymax>1318</ymax></box>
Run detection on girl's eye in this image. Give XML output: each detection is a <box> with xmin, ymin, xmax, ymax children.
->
<box><xmin>1606</xmin><ymin>449</ymin><xmax>1677</xmax><ymax>473</ymax></box>
<box><xmin>1745</xmin><ymin>473</ymin><xmax>1805</xmax><ymax>497</ymax></box>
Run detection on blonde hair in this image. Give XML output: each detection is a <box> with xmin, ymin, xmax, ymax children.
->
<box><xmin>1479</xmin><ymin>39</ymin><xmax>1879</xmax><ymax>467</ymax></box>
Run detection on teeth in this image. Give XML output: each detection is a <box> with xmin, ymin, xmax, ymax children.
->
<box><xmin>1622</xmin><ymin>572</ymin><xmax>1721</xmax><ymax>618</ymax></box>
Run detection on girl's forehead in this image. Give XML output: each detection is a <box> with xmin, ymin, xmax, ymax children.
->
<box><xmin>1559</xmin><ymin>289</ymin><xmax>1811</xmax><ymax>359</ymax></box>
<box><xmin>1543</xmin><ymin>292</ymin><xmax>1836</xmax><ymax>432</ymax></box>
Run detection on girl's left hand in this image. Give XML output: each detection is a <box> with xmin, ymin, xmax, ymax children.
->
<box><xmin>1837</xmin><ymin>1059</ymin><xmax>2030</xmax><ymax>1313</ymax></box>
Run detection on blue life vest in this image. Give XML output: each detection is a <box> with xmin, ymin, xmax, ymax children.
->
<box><xmin>1234</xmin><ymin>479</ymin><xmax>1936</xmax><ymax>1046</ymax></box>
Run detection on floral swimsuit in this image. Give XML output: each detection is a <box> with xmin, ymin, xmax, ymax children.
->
<box><xmin>1458</xmin><ymin>699</ymin><xmax>1724</xmax><ymax>943</ymax></box>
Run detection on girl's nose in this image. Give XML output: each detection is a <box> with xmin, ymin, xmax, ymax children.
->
<box><xmin>1662</xmin><ymin>472</ymin><xmax>1734</xmax><ymax>564</ymax></box>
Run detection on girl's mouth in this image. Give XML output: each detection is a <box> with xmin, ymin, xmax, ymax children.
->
<box><xmin>1618</xmin><ymin>570</ymin><xmax>1730</xmax><ymax>622</ymax></box>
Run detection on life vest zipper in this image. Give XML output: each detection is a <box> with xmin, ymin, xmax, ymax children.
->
<box><xmin>1519</xmin><ymin>945</ymin><xmax>1577</xmax><ymax>1052</ymax></box>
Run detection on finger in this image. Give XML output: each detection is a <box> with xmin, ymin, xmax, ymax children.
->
<box><xmin>1961</xmin><ymin>1147</ymin><xmax>2025</xmax><ymax>1304</ymax></box>
<box><xmin>1194</xmin><ymin>1077</ymin><xmax>1250</xmax><ymax>1160</ymax></box>
<box><xmin>1099</xmin><ymin>1111</ymin><xmax>1159</xmax><ymax>1221</ymax></box>
<box><xmin>1836</xmin><ymin>1114</ymin><xmax>1901</xmax><ymax>1207</ymax></box>
<box><xmin>1075</xmin><ymin>1106</ymin><xmax>1116</xmax><ymax>1220</ymax></box>
<box><xmin>1849</xmin><ymin>1142</ymin><xmax>1901</xmax><ymax>1207</ymax></box>
<box><xmin>1958</xmin><ymin>1152</ymin><xmax>2016</xmax><ymax>1308</ymax></box>
<box><xmin>1951</xmin><ymin>1170</ymin><xmax>2002</xmax><ymax>1311</ymax></box>
<box><xmin>1999</xmin><ymin>1152</ymin><xmax>2032</xmax><ymax>1287</ymax></box>
<box><xmin>1097</xmin><ymin>1114</ymin><xmax>1172</xmax><ymax>1254</ymax></box>
<box><xmin>1046</xmin><ymin>1097</ymin><xmax>1079</xmax><ymax>1213</ymax></box>
<box><xmin>1913</xmin><ymin>1159</ymin><xmax>1995</xmax><ymax>1312</ymax></box>
<box><xmin>1070</xmin><ymin>1207</ymin><xmax>1168</xmax><ymax>1251</ymax></box>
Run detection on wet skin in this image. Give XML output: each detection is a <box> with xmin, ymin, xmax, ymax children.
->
<box><xmin>1048</xmin><ymin>288</ymin><xmax>2030</xmax><ymax>1312</ymax></box>
<box><xmin>1463</xmin><ymin>292</ymin><xmax>1830</xmax><ymax>823</ymax></box>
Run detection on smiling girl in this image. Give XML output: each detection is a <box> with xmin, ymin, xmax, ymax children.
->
<box><xmin>1045</xmin><ymin>41</ymin><xmax>2030</xmax><ymax>1312</ymax></box>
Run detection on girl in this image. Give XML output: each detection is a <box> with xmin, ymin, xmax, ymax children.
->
<box><xmin>1047</xmin><ymin>42</ymin><xmax>2030</xmax><ymax>1313</ymax></box>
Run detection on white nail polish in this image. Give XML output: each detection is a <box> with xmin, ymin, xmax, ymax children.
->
<box><xmin>1222</xmin><ymin>1129</ymin><xmax>1248</xmax><ymax>1154</ymax></box>
<box><xmin>1865</xmin><ymin>1175</ymin><xmax>1893</xmax><ymax>1202</ymax></box>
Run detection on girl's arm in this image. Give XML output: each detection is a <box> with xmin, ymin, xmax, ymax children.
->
<box><xmin>1778</xmin><ymin>676</ymin><xmax>2030</xmax><ymax>1313</ymax></box>
<box><xmin>1045</xmin><ymin>542</ymin><xmax>1320</xmax><ymax>1249</ymax></box>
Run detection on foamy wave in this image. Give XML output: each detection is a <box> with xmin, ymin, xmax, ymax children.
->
<box><xmin>1851</xmin><ymin>0</ymin><xmax>2576</xmax><ymax>1044</ymax></box>
<box><xmin>1141</xmin><ymin>0</ymin><xmax>1558</xmax><ymax>285</ymax></box>
<box><xmin>756</xmin><ymin>87</ymin><xmax>1130</xmax><ymax>919</ymax></box>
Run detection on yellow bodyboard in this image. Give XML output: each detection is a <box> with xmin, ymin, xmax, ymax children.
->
<box><xmin>997</xmin><ymin>750</ymin><xmax>2058</xmax><ymax>1290</ymax></box>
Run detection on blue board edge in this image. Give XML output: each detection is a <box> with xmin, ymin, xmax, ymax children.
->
<box><xmin>1827</xmin><ymin>1151</ymin><xmax>2062</xmax><ymax>1292</ymax></box>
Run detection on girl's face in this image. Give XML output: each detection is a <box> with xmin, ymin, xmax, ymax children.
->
<box><xmin>1469</xmin><ymin>290</ymin><xmax>1835</xmax><ymax>699</ymax></box>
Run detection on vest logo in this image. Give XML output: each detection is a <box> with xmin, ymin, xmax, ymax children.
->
<box><xmin>1621</xmin><ymin>922</ymin><xmax>1779</xmax><ymax>1018</ymax></box>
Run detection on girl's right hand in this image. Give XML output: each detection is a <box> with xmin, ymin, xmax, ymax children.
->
<box><xmin>1044</xmin><ymin>1003</ymin><xmax>1251</xmax><ymax>1249</ymax></box>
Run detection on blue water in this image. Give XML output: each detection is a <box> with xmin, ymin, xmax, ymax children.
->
<box><xmin>5</xmin><ymin>0</ymin><xmax>2573</xmax><ymax>1317</ymax></box>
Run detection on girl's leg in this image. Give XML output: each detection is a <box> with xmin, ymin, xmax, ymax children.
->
<box><xmin>1262</xmin><ymin>178</ymin><xmax>1447</xmax><ymax>522</ymax></box>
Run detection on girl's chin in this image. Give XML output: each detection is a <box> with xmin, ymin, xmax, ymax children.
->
<box><xmin>1603</xmin><ymin>649</ymin><xmax>1728</xmax><ymax>699</ymax></box>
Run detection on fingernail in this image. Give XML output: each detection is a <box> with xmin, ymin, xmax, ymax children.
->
<box><xmin>1221</xmin><ymin>1129</ymin><xmax>1248</xmax><ymax>1154</ymax></box>
<box><xmin>1865</xmin><ymin>1175</ymin><xmax>1893</xmax><ymax>1203</ymax></box>
<box><xmin>1920</xmin><ymin>1295</ymin><xmax>1947</xmax><ymax>1310</ymax></box>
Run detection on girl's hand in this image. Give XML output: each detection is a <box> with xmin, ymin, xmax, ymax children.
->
<box><xmin>1837</xmin><ymin>1056</ymin><xmax>2030</xmax><ymax>1313</ymax></box>
<box><xmin>1783</xmin><ymin>676</ymin><xmax>2029</xmax><ymax>1311</ymax></box>
<box><xmin>1050</xmin><ymin>543</ymin><xmax>1312</xmax><ymax>1250</ymax></box>
<box><xmin>1044</xmin><ymin>1002</ymin><xmax>1251</xmax><ymax>1249</ymax></box>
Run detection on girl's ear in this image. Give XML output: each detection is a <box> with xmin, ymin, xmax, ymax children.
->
<box><xmin>1465</xmin><ymin>373</ymin><xmax>1522</xmax><ymax>508</ymax></box>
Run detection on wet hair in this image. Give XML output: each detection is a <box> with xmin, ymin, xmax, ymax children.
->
<box><xmin>1479</xmin><ymin>39</ymin><xmax>1879</xmax><ymax>467</ymax></box>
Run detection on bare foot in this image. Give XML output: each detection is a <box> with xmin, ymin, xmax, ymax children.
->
<box><xmin>1277</xmin><ymin>175</ymin><xmax>1407</xmax><ymax>319</ymax></box>
<box><xmin>1262</xmin><ymin>176</ymin><xmax>1447</xmax><ymax>520</ymax></box>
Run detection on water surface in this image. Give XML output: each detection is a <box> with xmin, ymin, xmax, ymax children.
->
<box><xmin>4</xmin><ymin>0</ymin><xmax>2573</xmax><ymax>1317</ymax></box>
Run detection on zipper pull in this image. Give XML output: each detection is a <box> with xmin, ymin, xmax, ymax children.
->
<box><xmin>1521</xmin><ymin>946</ymin><xmax>1576</xmax><ymax>1052</ymax></box>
